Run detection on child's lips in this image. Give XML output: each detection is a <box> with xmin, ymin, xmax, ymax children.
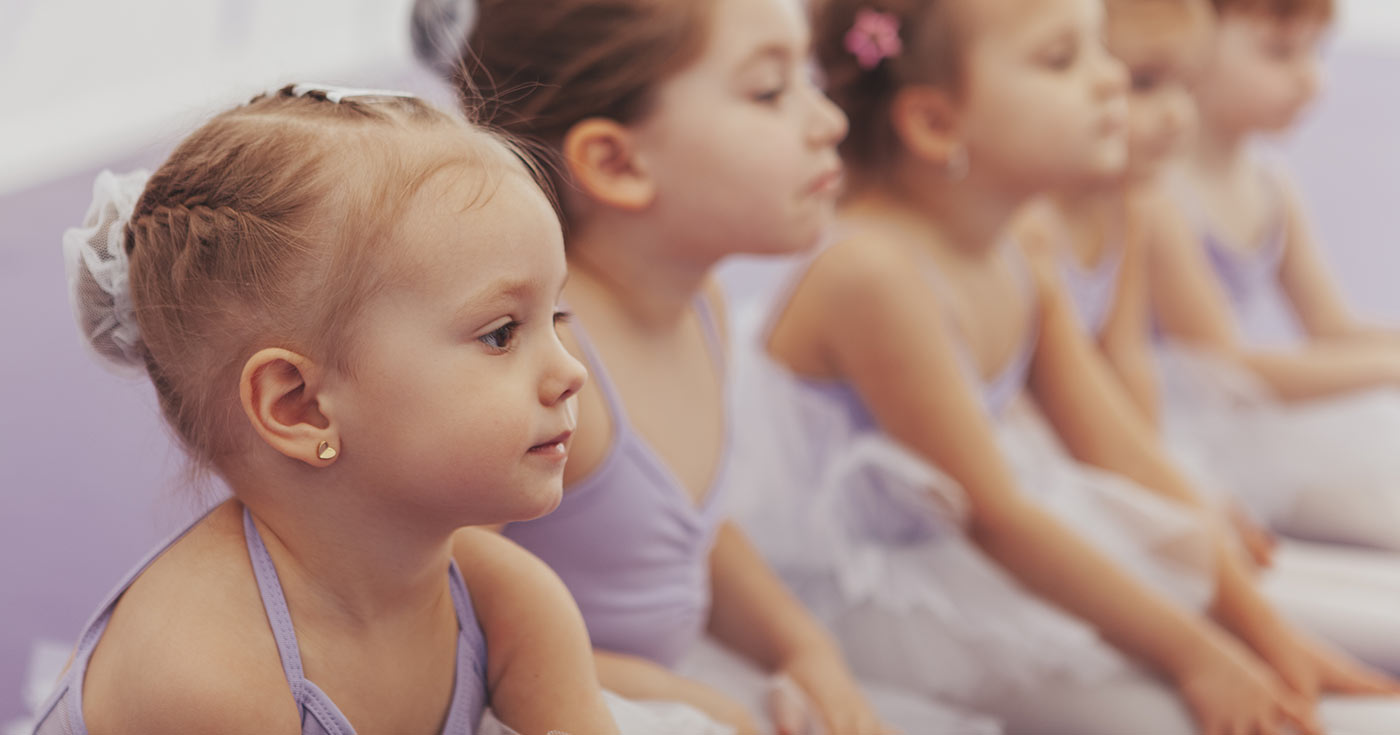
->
<box><xmin>528</xmin><ymin>430</ymin><xmax>573</xmax><ymax>460</ymax></box>
<box><xmin>807</xmin><ymin>165</ymin><xmax>845</xmax><ymax>196</ymax></box>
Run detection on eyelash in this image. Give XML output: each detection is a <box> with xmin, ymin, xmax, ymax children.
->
<box><xmin>1046</xmin><ymin>46</ymin><xmax>1078</xmax><ymax>71</ymax></box>
<box><xmin>1131</xmin><ymin>71</ymin><xmax>1160</xmax><ymax>92</ymax></box>
<box><xmin>478</xmin><ymin>311</ymin><xmax>573</xmax><ymax>353</ymax></box>
<box><xmin>479</xmin><ymin>322</ymin><xmax>520</xmax><ymax>352</ymax></box>
<box><xmin>755</xmin><ymin>84</ymin><xmax>788</xmax><ymax>104</ymax></box>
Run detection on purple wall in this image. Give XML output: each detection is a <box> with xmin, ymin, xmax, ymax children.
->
<box><xmin>3</xmin><ymin>49</ymin><xmax>1399</xmax><ymax>723</ymax></box>
<box><xmin>0</xmin><ymin>144</ymin><xmax>216</xmax><ymax>720</ymax></box>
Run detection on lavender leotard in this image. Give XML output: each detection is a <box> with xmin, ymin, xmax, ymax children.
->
<box><xmin>503</xmin><ymin>297</ymin><xmax>730</xmax><ymax>669</ymax></box>
<box><xmin>33</xmin><ymin>506</ymin><xmax>488</xmax><ymax>735</ymax></box>
<box><xmin>1060</xmin><ymin>244</ymin><xmax>1125</xmax><ymax>338</ymax></box>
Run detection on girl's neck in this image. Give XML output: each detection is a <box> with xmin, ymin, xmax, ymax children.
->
<box><xmin>1045</xmin><ymin>186</ymin><xmax>1126</xmax><ymax>267</ymax></box>
<box><xmin>850</xmin><ymin>159</ymin><xmax>1031</xmax><ymax>260</ymax></box>
<box><xmin>235</xmin><ymin>483</ymin><xmax>459</xmax><ymax>634</ymax></box>
<box><xmin>565</xmin><ymin>216</ymin><xmax>718</xmax><ymax>332</ymax></box>
<box><xmin>1187</xmin><ymin>118</ymin><xmax>1252</xmax><ymax>178</ymax></box>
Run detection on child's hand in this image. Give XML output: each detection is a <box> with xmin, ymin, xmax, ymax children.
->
<box><xmin>1228</xmin><ymin>504</ymin><xmax>1276</xmax><ymax>570</ymax></box>
<box><xmin>686</xmin><ymin>684</ymin><xmax>762</xmax><ymax>735</ymax></box>
<box><xmin>1261</xmin><ymin>623</ymin><xmax>1400</xmax><ymax>698</ymax></box>
<box><xmin>1177</xmin><ymin>635</ymin><xmax>1321</xmax><ymax>735</ymax></box>
<box><xmin>777</xmin><ymin>648</ymin><xmax>897</xmax><ymax>735</ymax></box>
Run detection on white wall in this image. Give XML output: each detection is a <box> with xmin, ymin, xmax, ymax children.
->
<box><xmin>0</xmin><ymin>0</ymin><xmax>418</xmax><ymax>197</ymax></box>
<box><xmin>3</xmin><ymin>0</ymin><xmax>1400</xmax><ymax>198</ymax></box>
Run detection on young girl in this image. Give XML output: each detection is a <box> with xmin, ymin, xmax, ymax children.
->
<box><xmin>416</xmin><ymin>0</ymin><xmax>1000</xmax><ymax>733</ymax></box>
<box><xmin>1015</xmin><ymin>0</ymin><xmax>1279</xmax><ymax>563</ymax></box>
<box><xmin>1022</xmin><ymin>0</ymin><xmax>1400</xmax><ymax>679</ymax></box>
<box><xmin>1149</xmin><ymin>0</ymin><xmax>1400</xmax><ymax>549</ymax></box>
<box><xmin>729</xmin><ymin>0</ymin><xmax>1400</xmax><ymax>733</ymax></box>
<box><xmin>37</xmin><ymin>86</ymin><xmax>618</xmax><ymax>735</ymax></box>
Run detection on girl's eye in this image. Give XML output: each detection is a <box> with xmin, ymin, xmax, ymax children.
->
<box><xmin>1131</xmin><ymin>70</ymin><xmax>1161</xmax><ymax>92</ymax></box>
<box><xmin>553</xmin><ymin>310</ymin><xmax>573</xmax><ymax>327</ymax></box>
<box><xmin>754</xmin><ymin>84</ymin><xmax>788</xmax><ymax>104</ymax></box>
<box><xmin>479</xmin><ymin>321</ymin><xmax>520</xmax><ymax>351</ymax></box>
<box><xmin>1045</xmin><ymin>45</ymin><xmax>1078</xmax><ymax>71</ymax></box>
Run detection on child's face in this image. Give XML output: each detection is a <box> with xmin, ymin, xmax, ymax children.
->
<box><xmin>1109</xmin><ymin>4</ymin><xmax>1211</xmax><ymax>180</ymax></box>
<box><xmin>629</xmin><ymin>0</ymin><xmax>849</xmax><ymax>258</ymax></box>
<box><xmin>328</xmin><ymin>160</ymin><xmax>586</xmax><ymax>528</ymax></box>
<box><xmin>1192</xmin><ymin>11</ymin><xmax>1328</xmax><ymax>135</ymax></box>
<box><xmin>957</xmin><ymin>0</ymin><xmax>1130</xmax><ymax>193</ymax></box>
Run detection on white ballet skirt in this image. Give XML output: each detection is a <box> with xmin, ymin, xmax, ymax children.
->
<box><xmin>676</xmin><ymin>637</ymin><xmax>1002</xmax><ymax>734</ymax></box>
<box><xmin>477</xmin><ymin>639</ymin><xmax>1001</xmax><ymax>735</ymax></box>
<box><xmin>726</xmin><ymin>308</ymin><xmax>1216</xmax><ymax>709</ymax></box>
<box><xmin>1156</xmin><ymin>339</ymin><xmax>1400</xmax><ymax>547</ymax></box>
<box><xmin>479</xmin><ymin>692</ymin><xmax>735</xmax><ymax>735</ymax></box>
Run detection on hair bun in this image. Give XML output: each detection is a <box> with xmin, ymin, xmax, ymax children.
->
<box><xmin>62</xmin><ymin>169</ymin><xmax>152</xmax><ymax>375</ymax></box>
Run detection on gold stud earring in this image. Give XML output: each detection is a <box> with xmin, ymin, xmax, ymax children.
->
<box><xmin>316</xmin><ymin>440</ymin><xmax>338</xmax><ymax>461</ymax></box>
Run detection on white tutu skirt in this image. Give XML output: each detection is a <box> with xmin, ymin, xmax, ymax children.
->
<box><xmin>481</xmin><ymin>638</ymin><xmax>1001</xmax><ymax>735</ymax></box>
<box><xmin>479</xmin><ymin>691</ymin><xmax>734</xmax><ymax>735</ymax></box>
<box><xmin>678</xmin><ymin>637</ymin><xmax>1002</xmax><ymax>734</ymax></box>
<box><xmin>729</xmin><ymin>344</ymin><xmax>1215</xmax><ymax>706</ymax></box>
<box><xmin>1157</xmin><ymin>341</ymin><xmax>1400</xmax><ymax>549</ymax></box>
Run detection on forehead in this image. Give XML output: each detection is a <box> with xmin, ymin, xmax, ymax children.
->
<box><xmin>963</xmin><ymin>0</ymin><xmax>1103</xmax><ymax>47</ymax></box>
<box><xmin>688</xmin><ymin>0</ymin><xmax>806</xmax><ymax>72</ymax></box>
<box><xmin>1109</xmin><ymin>3</ymin><xmax>1211</xmax><ymax>65</ymax></box>
<box><xmin>388</xmin><ymin>139</ymin><xmax>565</xmax><ymax>292</ymax></box>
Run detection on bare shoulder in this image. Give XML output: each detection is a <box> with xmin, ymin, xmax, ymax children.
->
<box><xmin>801</xmin><ymin>227</ymin><xmax>931</xmax><ymax>310</ymax></box>
<box><xmin>82</xmin><ymin>502</ymin><xmax>297</xmax><ymax>735</ymax></box>
<box><xmin>450</xmin><ymin>528</ymin><xmax>588</xmax><ymax>679</ymax></box>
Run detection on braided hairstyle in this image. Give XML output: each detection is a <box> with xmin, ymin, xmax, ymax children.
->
<box><xmin>813</xmin><ymin>0</ymin><xmax>967</xmax><ymax>177</ymax></box>
<box><xmin>124</xmin><ymin>86</ymin><xmax>529</xmax><ymax>471</ymax></box>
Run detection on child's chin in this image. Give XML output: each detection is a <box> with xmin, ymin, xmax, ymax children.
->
<box><xmin>518</xmin><ymin>485</ymin><xmax>565</xmax><ymax>522</ymax></box>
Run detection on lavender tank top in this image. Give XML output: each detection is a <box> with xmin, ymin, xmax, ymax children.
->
<box><xmin>790</xmin><ymin>244</ymin><xmax>1039</xmax><ymax>422</ymax></box>
<box><xmin>1203</xmin><ymin>219</ymin><xmax>1287</xmax><ymax>313</ymax></box>
<box><xmin>503</xmin><ymin>297</ymin><xmax>731</xmax><ymax>670</ymax></box>
<box><xmin>1060</xmin><ymin>244</ymin><xmax>1125</xmax><ymax>338</ymax></box>
<box><xmin>1178</xmin><ymin>165</ymin><xmax>1291</xmax><ymax>343</ymax></box>
<box><xmin>32</xmin><ymin>506</ymin><xmax>488</xmax><ymax>735</ymax></box>
<box><xmin>747</xmin><ymin>244</ymin><xmax>1038</xmax><ymax>547</ymax></box>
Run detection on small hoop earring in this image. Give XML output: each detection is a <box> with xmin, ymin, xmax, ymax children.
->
<box><xmin>946</xmin><ymin>145</ymin><xmax>970</xmax><ymax>182</ymax></box>
<box><xmin>316</xmin><ymin>440</ymin><xmax>338</xmax><ymax>461</ymax></box>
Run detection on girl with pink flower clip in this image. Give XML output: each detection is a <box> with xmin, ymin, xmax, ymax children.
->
<box><xmin>728</xmin><ymin>0</ymin><xmax>1400</xmax><ymax>733</ymax></box>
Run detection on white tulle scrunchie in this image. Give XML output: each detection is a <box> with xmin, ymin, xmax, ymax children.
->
<box><xmin>410</xmin><ymin>0</ymin><xmax>480</xmax><ymax>76</ymax></box>
<box><xmin>62</xmin><ymin>169</ymin><xmax>151</xmax><ymax>375</ymax></box>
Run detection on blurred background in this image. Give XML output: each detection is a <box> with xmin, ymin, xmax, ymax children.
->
<box><xmin>3</xmin><ymin>0</ymin><xmax>1400</xmax><ymax>727</ymax></box>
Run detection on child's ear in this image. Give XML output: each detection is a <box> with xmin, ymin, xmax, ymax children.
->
<box><xmin>561</xmin><ymin>118</ymin><xmax>656</xmax><ymax>211</ymax></box>
<box><xmin>890</xmin><ymin>85</ymin><xmax>965</xmax><ymax>169</ymax></box>
<box><xmin>239</xmin><ymin>348</ymin><xmax>339</xmax><ymax>467</ymax></box>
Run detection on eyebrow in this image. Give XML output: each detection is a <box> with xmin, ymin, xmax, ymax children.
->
<box><xmin>456</xmin><ymin>266</ymin><xmax>570</xmax><ymax>320</ymax></box>
<box><xmin>456</xmin><ymin>277</ymin><xmax>537</xmax><ymax>322</ymax></box>
<box><xmin>739</xmin><ymin>42</ymin><xmax>795</xmax><ymax>73</ymax></box>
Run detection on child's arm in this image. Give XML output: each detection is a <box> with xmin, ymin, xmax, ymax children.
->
<box><xmin>706</xmin><ymin>521</ymin><xmax>888</xmax><ymax>735</ymax></box>
<box><xmin>1099</xmin><ymin>190</ymin><xmax>1163</xmax><ymax>424</ymax></box>
<box><xmin>1274</xmin><ymin>175</ymin><xmax>1384</xmax><ymax>341</ymax></box>
<box><xmin>1025</xmin><ymin>242</ymin><xmax>1202</xmax><ymax>507</ymax></box>
<box><xmin>1148</xmin><ymin>192</ymin><xmax>1400</xmax><ymax>399</ymax></box>
<box><xmin>804</xmin><ymin>237</ymin><xmax>1314</xmax><ymax>734</ymax></box>
<box><xmin>1023</xmin><ymin>245</ymin><xmax>1367</xmax><ymax>691</ymax></box>
<box><xmin>592</xmin><ymin>650</ymin><xmax>762</xmax><ymax>733</ymax></box>
<box><xmin>453</xmin><ymin>528</ymin><xmax>619</xmax><ymax>735</ymax></box>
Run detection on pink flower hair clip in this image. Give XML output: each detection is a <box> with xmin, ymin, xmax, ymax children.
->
<box><xmin>845</xmin><ymin>9</ymin><xmax>903</xmax><ymax>71</ymax></box>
